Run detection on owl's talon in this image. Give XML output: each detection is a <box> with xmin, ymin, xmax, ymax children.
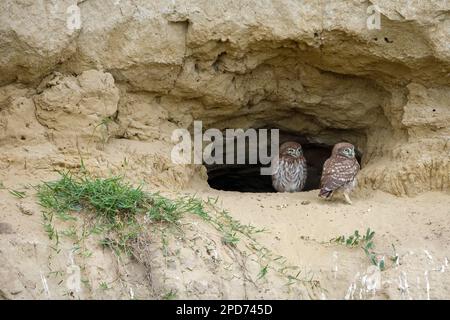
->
<box><xmin>344</xmin><ymin>193</ymin><xmax>353</xmax><ymax>205</ymax></box>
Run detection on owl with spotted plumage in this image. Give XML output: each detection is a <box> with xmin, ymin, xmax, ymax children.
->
<box><xmin>271</xmin><ymin>141</ymin><xmax>307</xmax><ymax>193</ymax></box>
<box><xmin>319</xmin><ymin>142</ymin><xmax>360</xmax><ymax>204</ymax></box>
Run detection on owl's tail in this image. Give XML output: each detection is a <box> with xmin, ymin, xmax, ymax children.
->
<box><xmin>318</xmin><ymin>188</ymin><xmax>333</xmax><ymax>198</ymax></box>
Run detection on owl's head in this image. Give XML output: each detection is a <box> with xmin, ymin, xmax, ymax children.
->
<box><xmin>333</xmin><ymin>142</ymin><xmax>356</xmax><ymax>159</ymax></box>
<box><xmin>280</xmin><ymin>141</ymin><xmax>303</xmax><ymax>158</ymax></box>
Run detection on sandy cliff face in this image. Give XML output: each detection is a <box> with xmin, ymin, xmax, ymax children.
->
<box><xmin>1</xmin><ymin>0</ymin><xmax>449</xmax><ymax>195</ymax></box>
<box><xmin>1</xmin><ymin>0</ymin><xmax>450</xmax><ymax>301</ymax></box>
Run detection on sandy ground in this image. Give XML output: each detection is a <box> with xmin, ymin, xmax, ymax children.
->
<box><xmin>190</xmin><ymin>188</ymin><xmax>450</xmax><ymax>299</ymax></box>
<box><xmin>1</xmin><ymin>165</ymin><xmax>449</xmax><ymax>299</ymax></box>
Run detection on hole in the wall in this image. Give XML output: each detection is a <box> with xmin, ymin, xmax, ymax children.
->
<box><xmin>212</xmin><ymin>52</ymin><xmax>227</xmax><ymax>72</ymax></box>
<box><xmin>205</xmin><ymin>130</ymin><xmax>362</xmax><ymax>193</ymax></box>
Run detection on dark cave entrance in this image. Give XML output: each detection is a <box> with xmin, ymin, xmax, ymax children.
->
<box><xmin>205</xmin><ymin>130</ymin><xmax>362</xmax><ymax>193</ymax></box>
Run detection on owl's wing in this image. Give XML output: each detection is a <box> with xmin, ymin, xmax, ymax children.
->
<box><xmin>320</xmin><ymin>158</ymin><xmax>356</xmax><ymax>194</ymax></box>
<box><xmin>320</xmin><ymin>158</ymin><xmax>336</xmax><ymax>189</ymax></box>
<box><xmin>353</xmin><ymin>161</ymin><xmax>361</xmax><ymax>178</ymax></box>
<box><xmin>319</xmin><ymin>159</ymin><xmax>329</xmax><ymax>187</ymax></box>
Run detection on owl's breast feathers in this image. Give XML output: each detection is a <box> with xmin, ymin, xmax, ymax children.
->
<box><xmin>272</xmin><ymin>155</ymin><xmax>307</xmax><ymax>192</ymax></box>
<box><xmin>319</xmin><ymin>156</ymin><xmax>359</xmax><ymax>197</ymax></box>
<box><xmin>285</xmin><ymin>156</ymin><xmax>306</xmax><ymax>176</ymax></box>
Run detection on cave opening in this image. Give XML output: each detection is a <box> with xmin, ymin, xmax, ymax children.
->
<box><xmin>205</xmin><ymin>130</ymin><xmax>362</xmax><ymax>193</ymax></box>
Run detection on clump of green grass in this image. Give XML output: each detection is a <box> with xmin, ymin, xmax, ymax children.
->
<box><xmin>332</xmin><ymin>229</ymin><xmax>374</xmax><ymax>248</ymax></box>
<box><xmin>331</xmin><ymin>228</ymin><xmax>388</xmax><ymax>270</ymax></box>
<box><xmin>37</xmin><ymin>172</ymin><xmax>146</xmax><ymax>223</ymax></box>
<box><xmin>37</xmin><ymin>171</ymin><xmax>157</xmax><ymax>256</ymax></box>
<box><xmin>36</xmin><ymin>171</ymin><xmax>213</xmax><ymax>256</ymax></box>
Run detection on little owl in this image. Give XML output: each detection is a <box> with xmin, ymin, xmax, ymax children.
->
<box><xmin>319</xmin><ymin>142</ymin><xmax>360</xmax><ymax>204</ymax></box>
<box><xmin>271</xmin><ymin>141</ymin><xmax>307</xmax><ymax>193</ymax></box>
